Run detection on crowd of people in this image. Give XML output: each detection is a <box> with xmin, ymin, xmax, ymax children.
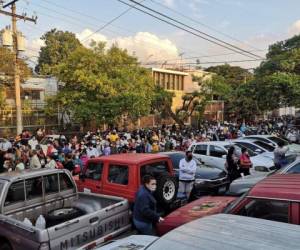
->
<box><xmin>0</xmin><ymin>117</ymin><xmax>297</xmax><ymax>175</ymax></box>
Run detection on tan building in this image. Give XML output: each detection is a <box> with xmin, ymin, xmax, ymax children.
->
<box><xmin>152</xmin><ymin>68</ymin><xmax>190</xmax><ymax>112</ymax></box>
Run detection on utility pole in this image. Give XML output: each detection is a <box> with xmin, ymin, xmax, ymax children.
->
<box><xmin>1</xmin><ymin>0</ymin><xmax>37</xmax><ymax>135</ymax></box>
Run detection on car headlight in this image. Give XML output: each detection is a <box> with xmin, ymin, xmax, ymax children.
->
<box><xmin>194</xmin><ymin>179</ymin><xmax>206</xmax><ymax>185</ymax></box>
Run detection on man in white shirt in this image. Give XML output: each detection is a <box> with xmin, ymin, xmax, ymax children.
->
<box><xmin>87</xmin><ymin>144</ymin><xmax>99</xmax><ymax>158</ymax></box>
<box><xmin>178</xmin><ymin>150</ymin><xmax>197</xmax><ymax>200</ymax></box>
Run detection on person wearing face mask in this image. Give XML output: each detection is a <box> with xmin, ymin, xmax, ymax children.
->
<box><xmin>133</xmin><ymin>175</ymin><xmax>164</xmax><ymax>235</ymax></box>
<box><xmin>239</xmin><ymin>147</ymin><xmax>252</xmax><ymax>176</ymax></box>
<box><xmin>178</xmin><ymin>150</ymin><xmax>197</xmax><ymax>200</ymax></box>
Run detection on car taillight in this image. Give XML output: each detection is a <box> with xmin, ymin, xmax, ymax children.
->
<box><xmin>39</xmin><ymin>242</ymin><xmax>50</xmax><ymax>250</ymax></box>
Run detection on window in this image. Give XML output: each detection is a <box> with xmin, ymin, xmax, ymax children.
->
<box><xmin>141</xmin><ymin>161</ymin><xmax>169</xmax><ymax>180</ymax></box>
<box><xmin>269</xmin><ymin>136</ymin><xmax>289</xmax><ymax>146</ymax></box>
<box><xmin>235</xmin><ymin>142</ymin><xmax>263</xmax><ymax>154</ymax></box>
<box><xmin>254</xmin><ymin>141</ymin><xmax>275</xmax><ymax>152</ymax></box>
<box><xmin>44</xmin><ymin>174</ymin><xmax>59</xmax><ymax>194</ymax></box>
<box><xmin>31</xmin><ymin>91</ymin><xmax>41</xmax><ymax>100</ymax></box>
<box><xmin>108</xmin><ymin>165</ymin><xmax>129</xmax><ymax>185</ymax></box>
<box><xmin>25</xmin><ymin>177</ymin><xmax>43</xmax><ymax>200</ymax></box>
<box><xmin>287</xmin><ymin>163</ymin><xmax>300</xmax><ymax>174</ymax></box>
<box><xmin>209</xmin><ymin>145</ymin><xmax>227</xmax><ymax>158</ymax></box>
<box><xmin>85</xmin><ymin>162</ymin><xmax>103</xmax><ymax>180</ymax></box>
<box><xmin>59</xmin><ymin>173</ymin><xmax>74</xmax><ymax>191</ymax></box>
<box><xmin>5</xmin><ymin>181</ymin><xmax>25</xmax><ymax>206</ymax></box>
<box><xmin>238</xmin><ymin>199</ymin><xmax>289</xmax><ymax>223</ymax></box>
<box><xmin>194</xmin><ymin>145</ymin><xmax>207</xmax><ymax>155</ymax></box>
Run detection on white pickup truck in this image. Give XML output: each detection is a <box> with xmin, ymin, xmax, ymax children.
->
<box><xmin>0</xmin><ymin>169</ymin><xmax>130</xmax><ymax>250</ymax></box>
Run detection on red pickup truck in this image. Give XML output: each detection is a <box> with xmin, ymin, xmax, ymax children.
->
<box><xmin>74</xmin><ymin>154</ymin><xmax>179</xmax><ymax>211</ymax></box>
<box><xmin>157</xmin><ymin>174</ymin><xmax>300</xmax><ymax>235</ymax></box>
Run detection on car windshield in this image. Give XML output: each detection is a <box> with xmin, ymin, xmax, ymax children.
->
<box><xmin>223</xmin><ymin>192</ymin><xmax>248</xmax><ymax>213</ymax></box>
<box><xmin>269</xmin><ymin>136</ymin><xmax>289</xmax><ymax>146</ymax></box>
<box><xmin>224</xmin><ymin>144</ymin><xmax>257</xmax><ymax>157</ymax></box>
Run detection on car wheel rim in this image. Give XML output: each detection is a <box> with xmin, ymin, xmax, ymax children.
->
<box><xmin>163</xmin><ymin>181</ymin><xmax>175</xmax><ymax>201</ymax></box>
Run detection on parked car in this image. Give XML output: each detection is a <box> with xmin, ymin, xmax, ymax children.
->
<box><xmin>243</xmin><ymin>135</ymin><xmax>300</xmax><ymax>154</ymax></box>
<box><xmin>159</xmin><ymin>151</ymin><xmax>229</xmax><ymax>197</ymax></box>
<box><xmin>189</xmin><ymin>141</ymin><xmax>275</xmax><ymax>174</ymax></box>
<box><xmin>150</xmin><ymin>214</ymin><xmax>300</xmax><ymax>250</ymax></box>
<box><xmin>157</xmin><ymin>174</ymin><xmax>300</xmax><ymax>235</ymax></box>
<box><xmin>233</xmin><ymin>139</ymin><xmax>297</xmax><ymax>167</ymax></box>
<box><xmin>0</xmin><ymin>169</ymin><xmax>130</xmax><ymax>250</ymax></box>
<box><xmin>75</xmin><ymin>154</ymin><xmax>179</xmax><ymax>211</ymax></box>
<box><xmin>228</xmin><ymin>156</ymin><xmax>300</xmax><ymax>195</ymax></box>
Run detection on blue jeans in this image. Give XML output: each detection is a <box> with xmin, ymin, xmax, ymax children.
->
<box><xmin>133</xmin><ymin>219</ymin><xmax>154</xmax><ymax>235</ymax></box>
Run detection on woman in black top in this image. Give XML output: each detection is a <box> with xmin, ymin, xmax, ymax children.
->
<box><xmin>226</xmin><ymin>146</ymin><xmax>240</xmax><ymax>182</ymax></box>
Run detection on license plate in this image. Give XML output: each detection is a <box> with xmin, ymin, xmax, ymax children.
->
<box><xmin>219</xmin><ymin>186</ymin><xmax>226</xmax><ymax>193</ymax></box>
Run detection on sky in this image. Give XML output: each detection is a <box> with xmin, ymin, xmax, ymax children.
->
<box><xmin>1</xmin><ymin>0</ymin><xmax>300</xmax><ymax>70</ymax></box>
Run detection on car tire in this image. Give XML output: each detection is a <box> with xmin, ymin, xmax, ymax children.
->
<box><xmin>46</xmin><ymin>207</ymin><xmax>84</xmax><ymax>227</ymax></box>
<box><xmin>155</xmin><ymin>174</ymin><xmax>178</xmax><ymax>208</ymax></box>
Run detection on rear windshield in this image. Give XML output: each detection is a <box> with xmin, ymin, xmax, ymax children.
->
<box><xmin>254</xmin><ymin>141</ymin><xmax>275</xmax><ymax>152</ymax></box>
<box><xmin>269</xmin><ymin>137</ymin><xmax>289</xmax><ymax>146</ymax></box>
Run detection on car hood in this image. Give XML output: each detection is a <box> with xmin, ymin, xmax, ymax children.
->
<box><xmin>250</xmin><ymin>154</ymin><xmax>274</xmax><ymax>168</ymax></box>
<box><xmin>156</xmin><ymin>196</ymin><xmax>236</xmax><ymax>236</ymax></box>
<box><xmin>288</xmin><ymin>144</ymin><xmax>300</xmax><ymax>153</ymax></box>
<box><xmin>195</xmin><ymin>166</ymin><xmax>225</xmax><ymax>180</ymax></box>
<box><xmin>228</xmin><ymin>174</ymin><xmax>267</xmax><ymax>195</ymax></box>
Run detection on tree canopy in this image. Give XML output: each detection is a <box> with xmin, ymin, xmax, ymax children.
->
<box><xmin>46</xmin><ymin>42</ymin><xmax>155</xmax><ymax>125</ymax></box>
<box><xmin>35</xmin><ymin>29</ymin><xmax>83</xmax><ymax>74</ymax></box>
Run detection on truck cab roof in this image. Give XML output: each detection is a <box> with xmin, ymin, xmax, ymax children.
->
<box><xmin>248</xmin><ymin>174</ymin><xmax>300</xmax><ymax>201</ymax></box>
<box><xmin>0</xmin><ymin>168</ymin><xmax>69</xmax><ymax>182</ymax></box>
<box><xmin>88</xmin><ymin>154</ymin><xmax>170</xmax><ymax>165</ymax></box>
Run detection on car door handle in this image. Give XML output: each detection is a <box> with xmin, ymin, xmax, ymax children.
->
<box><xmin>96</xmin><ymin>185</ymin><xmax>101</xmax><ymax>189</ymax></box>
<box><xmin>89</xmin><ymin>217</ymin><xmax>99</xmax><ymax>224</ymax></box>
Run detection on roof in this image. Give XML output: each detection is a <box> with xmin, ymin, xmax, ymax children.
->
<box><xmin>0</xmin><ymin>168</ymin><xmax>66</xmax><ymax>182</ymax></box>
<box><xmin>248</xmin><ymin>174</ymin><xmax>300</xmax><ymax>201</ymax></box>
<box><xmin>149</xmin><ymin>214</ymin><xmax>300</xmax><ymax>250</ymax></box>
<box><xmin>90</xmin><ymin>153</ymin><xmax>170</xmax><ymax>165</ymax></box>
<box><xmin>151</xmin><ymin>68</ymin><xmax>189</xmax><ymax>76</ymax></box>
<box><xmin>192</xmin><ymin>141</ymin><xmax>231</xmax><ymax>146</ymax></box>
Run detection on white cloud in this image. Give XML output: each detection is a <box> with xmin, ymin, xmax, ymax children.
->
<box><xmin>112</xmin><ymin>32</ymin><xmax>179</xmax><ymax>63</ymax></box>
<box><xmin>75</xmin><ymin>29</ymin><xmax>108</xmax><ymax>47</ymax></box>
<box><xmin>288</xmin><ymin>20</ymin><xmax>300</xmax><ymax>36</ymax></box>
<box><xmin>25</xmin><ymin>29</ymin><xmax>180</xmax><ymax>65</ymax></box>
<box><xmin>162</xmin><ymin>0</ymin><xmax>174</xmax><ymax>7</ymax></box>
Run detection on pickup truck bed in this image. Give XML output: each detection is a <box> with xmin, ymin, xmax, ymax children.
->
<box><xmin>0</xmin><ymin>169</ymin><xmax>131</xmax><ymax>250</ymax></box>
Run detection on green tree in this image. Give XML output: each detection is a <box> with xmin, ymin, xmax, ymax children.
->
<box><xmin>252</xmin><ymin>34</ymin><xmax>300</xmax><ymax>114</ymax></box>
<box><xmin>36</xmin><ymin>29</ymin><xmax>83</xmax><ymax>74</ymax></box>
<box><xmin>46</xmin><ymin>42</ymin><xmax>155</xmax><ymax>126</ymax></box>
<box><xmin>206</xmin><ymin>64</ymin><xmax>253</xmax><ymax>87</ymax></box>
<box><xmin>0</xmin><ymin>47</ymin><xmax>32</xmax><ymax>86</ymax></box>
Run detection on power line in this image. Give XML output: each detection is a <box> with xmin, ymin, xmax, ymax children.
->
<box><xmin>147</xmin><ymin>49</ymin><xmax>269</xmax><ymax>64</ymax></box>
<box><xmin>149</xmin><ymin>0</ymin><xmax>262</xmax><ymax>52</ymax></box>
<box><xmin>80</xmin><ymin>0</ymin><xmax>146</xmax><ymax>43</ymax></box>
<box><xmin>125</xmin><ymin>0</ymin><xmax>263</xmax><ymax>60</ymax></box>
<box><xmin>20</xmin><ymin>1</ymin><xmax>203</xmax><ymax>61</ymax></box>
<box><xmin>117</xmin><ymin>1</ymin><xmax>258</xmax><ymax>61</ymax></box>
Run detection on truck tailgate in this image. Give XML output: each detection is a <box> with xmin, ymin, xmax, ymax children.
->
<box><xmin>47</xmin><ymin>199</ymin><xmax>130</xmax><ymax>250</ymax></box>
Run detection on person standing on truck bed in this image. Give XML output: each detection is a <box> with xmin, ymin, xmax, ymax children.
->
<box><xmin>178</xmin><ymin>150</ymin><xmax>197</xmax><ymax>200</ymax></box>
<box><xmin>133</xmin><ymin>175</ymin><xmax>164</xmax><ymax>235</ymax></box>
